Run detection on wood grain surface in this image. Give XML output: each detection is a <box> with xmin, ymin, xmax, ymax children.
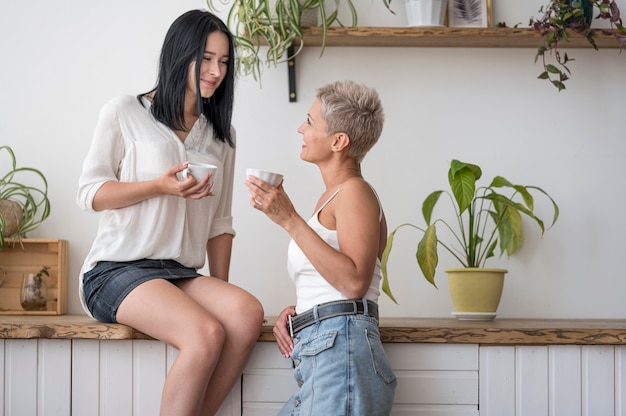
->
<box><xmin>2</xmin><ymin>315</ymin><xmax>624</xmax><ymax>345</ymax></box>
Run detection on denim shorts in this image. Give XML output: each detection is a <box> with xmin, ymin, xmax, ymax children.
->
<box><xmin>83</xmin><ymin>259</ymin><xmax>201</xmax><ymax>323</ymax></box>
<box><xmin>278</xmin><ymin>313</ymin><xmax>397</xmax><ymax>416</ymax></box>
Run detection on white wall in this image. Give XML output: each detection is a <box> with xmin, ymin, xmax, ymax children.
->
<box><xmin>1</xmin><ymin>0</ymin><xmax>625</xmax><ymax>319</ymax></box>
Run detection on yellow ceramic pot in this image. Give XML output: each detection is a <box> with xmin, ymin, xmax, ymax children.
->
<box><xmin>446</xmin><ymin>268</ymin><xmax>507</xmax><ymax>313</ymax></box>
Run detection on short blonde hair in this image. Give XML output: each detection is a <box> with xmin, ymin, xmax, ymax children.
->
<box><xmin>316</xmin><ymin>80</ymin><xmax>384</xmax><ymax>163</ymax></box>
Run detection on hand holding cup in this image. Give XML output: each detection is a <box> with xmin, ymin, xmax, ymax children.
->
<box><xmin>181</xmin><ymin>162</ymin><xmax>217</xmax><ymax>191</ymax></box>
<box><xmin>245</xmin><ymin>168</ymin><xmax>283</xmax><ymax>187</ymax></box>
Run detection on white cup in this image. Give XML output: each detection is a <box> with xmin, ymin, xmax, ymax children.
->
<box><xmin>182</xmin><ymin>162</ymin><xmax>217</xmax><ymax>186</ymax></box>
<box><xmin>246</xmin><ymin>168</ymin><xmax>284</xmax><ymax>187</ymax></box>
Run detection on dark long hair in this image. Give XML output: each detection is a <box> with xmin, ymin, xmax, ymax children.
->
<box><xmin>141</xmin><ymin>10</ymin><xmax>236</xmax><ymax>147</ymax></box>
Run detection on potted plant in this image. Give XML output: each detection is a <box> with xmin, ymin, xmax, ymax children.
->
<box><xmin>206</xmin><ymin>0</ymin><xmax>393</xmax><ymax>80</ymax></box>
<box><xmin>20</xmin><ymin>265</ymin><xmax>50</xmax><ymax>311</ymax></box>
<box><xmin>531</xmin><ymin>0</ymin><xmax>626</xmax><ymax>91</ymax></box>
<box><xmin>0</xmin><ymin>145</ymin><xmax>51</xmax><ymax>249</ymax></box>
<box><xmin>381</xmin><ymin>159</ymin><xmax>559</xmax><ymax>318</ymax></box>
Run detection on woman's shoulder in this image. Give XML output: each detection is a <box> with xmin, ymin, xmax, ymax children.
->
<box><xmin>341</xmin><ymin>177</ymin><xmax>377</xmax><ymax>195</ymax></box>
<box><xmin>338</xmin><ymin>177</ymin><xmax>381</xmax><ymax>207</ymax></box>
<box><xmin>108</xmin><ymin>94</ymin><xmax>144</xmax><ymax>108</ymax></box>
<box><xmin>99</xmin><ymin>95</ymin><xmax>149</xmax><ymax>119</ymax></box>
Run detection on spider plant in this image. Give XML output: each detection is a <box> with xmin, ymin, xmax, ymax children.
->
<box><xmin>0</xmin><ymin>145</ymin><xmax>51</xmax><ymax>249</ymax></box>
<box><xmin>207</xmin><ymin>0</ymin><xmax>394</xmax><ymax>80</ymax></box>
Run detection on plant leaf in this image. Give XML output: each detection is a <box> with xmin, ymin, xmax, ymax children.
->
<box><xmin>417</xmin><ymin>224</ymin><xmax>439</xmax><ymax>287</ymax></box>
<box><xmin>422</xmin><ymin>190</ymin><xmax>443</xmax><ymax>225</ymax></box>
<box><xmin>493</xmin><ymin>203</ymin><xmax>523</xmax><ymax>255</ymax></box>
<box><xmin>381</xmin><ymin>225</ymin><xmax>406</xmax><ymax>304</ymax></box>
<box><xmin>449</xmin><ymin>160</ymin><xmax>480</xmax><ymax>214</ymax></box>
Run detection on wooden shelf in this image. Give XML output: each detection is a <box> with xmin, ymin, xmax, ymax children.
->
<box><xmin>2</xmin><ymin>316</ymin><xmax>626</xmax><ymax>345</ymax></box>
<box><xmin>298</xmin><ymin>26</ymin><xmax>624</xmax><ymax>49</ymax></box>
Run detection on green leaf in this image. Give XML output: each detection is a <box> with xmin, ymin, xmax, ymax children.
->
<box><xmin>422</xmin><ymin>190</ymin><xmax>443</xmax><ymax>225</ymax></box>
<box><xmin>494</xmin><ymin>203</ymin><xmax>523</xmax><ymax>256</ymax></box>
<box><xmin>546</xmin><ymin>64</ymin><xmax>562</xmax><ymax>74</ymax></box>
<box><xmin>448</xmin><ymin>160</ymin><xmax>480</xmax><ymax>214</ymax></box>
<box><xmin>526</xmin><ymin>185</ymin><xmax>560</xmax><ymax>229</ymax></box>
<box><xmin>485</xmin><ymin>239</ymin><xmax>498</xmax><ymax>262</ymax></box>
<box><xmin>417</xmin><ymin>225</ymin><xmax>439</xmax><ymax>287</ymax></box>
<box><xmin>381</xmin><ymin>229</ymin><xmax>399</xmax><ymax>303</ymax></box>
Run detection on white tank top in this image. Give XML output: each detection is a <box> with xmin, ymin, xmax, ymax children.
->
<box><xmin>287</xmin><ymin>189</ymin><xmax>382</xmax><ymax>314</ymax></box>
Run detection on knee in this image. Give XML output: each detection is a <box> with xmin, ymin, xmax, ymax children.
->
<box><xmin>230</xmin><ymin>293</ymin><xmax>265</xmax><ymax>340</ymax></box>
<box><xmin>192</xmin><ymin>318</ymin><xmax>227</xmax><ymax>356</ymax></box>
<box><xmin>247</xmin><ymin>295</ymin><xmax>265</xmax><ymax>325</ymax></box>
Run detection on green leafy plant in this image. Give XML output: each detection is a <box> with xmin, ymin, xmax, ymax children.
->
<box><xmin>35</xmin><ymin>265</ymin><xmax>50</xmax><ymax>280</ymax></box>
<box><xmin>207</xmin><ymin>0</ymin><xmax>393</xmax><ymax>81</ymax></box>
<box><xmin>531</xmin><ymin>0</ymin><xmax>626</xmax><ymax>91</ymax></box>
<box><xmin>0</xmin><ymin>145</ymin><xmax>51</xmax><ymax>249</ymax></box>
<box><xmin>381</xmin><ymin>159</ymin><xmax>559</xmax><ymax>302</ymax></box>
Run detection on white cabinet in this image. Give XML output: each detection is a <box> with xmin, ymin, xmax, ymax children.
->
<box><xmin>1</xmin><ymin>338</ymin><xmax>625</xmax><ymax>415</ymax></box>
<box><xmin>0</xmin><ymin>339</ymin><xmax>238</xmax><ymax>416</ymax></box>
<box><xmin>480</xmin><ymin>345</ymin><xmax>626</xmax><ymax>416</ymax></box>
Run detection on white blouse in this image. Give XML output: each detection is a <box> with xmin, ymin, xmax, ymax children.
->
<box><xmin>76</xmin><ymin>95</ymin><xmax>236</xmax><ymax>315</ymax></box>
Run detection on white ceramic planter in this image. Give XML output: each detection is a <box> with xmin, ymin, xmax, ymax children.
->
<box><xmin>405</xmin><ymin>0</ymin><xmax>447</xmax><ymax>27</ymax></box>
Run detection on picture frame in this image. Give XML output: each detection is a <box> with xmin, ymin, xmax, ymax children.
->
<box><xmin>447</xmin><ymin>0</ymin><xmax>493</xmax><ymax>28</ymax></box>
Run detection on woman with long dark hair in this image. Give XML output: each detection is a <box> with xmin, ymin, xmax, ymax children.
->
<box><xmin>77</xmin><ymin>10</ymin><xmax>263</xmax><ymax>415</ymax></box>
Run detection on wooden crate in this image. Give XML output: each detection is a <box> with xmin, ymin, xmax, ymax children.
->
<box><xmin>0</xmin><ymin>238</ymin><xmax>68</xmax><ymax>315</ymax></box>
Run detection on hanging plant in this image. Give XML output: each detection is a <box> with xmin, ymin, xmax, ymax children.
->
<box><xmin>0</xmin><ymin>146</ymin><xmax>51</xmax><ymax>249</ymax></box>
<box><xmin>531</xmin><ymin>0</ymin><xmax>626</xmax><ymax>91</ymax></box>
<box><xmin>207</xmin><ymin>0</ymin><xmax>394</xmax><ymax>81</ymax></box>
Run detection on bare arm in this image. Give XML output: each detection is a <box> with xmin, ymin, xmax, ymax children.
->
<box><xmin>206</xmin><ymin>233</ymin><xmax>233</xmax><ymax>282</ymax></box>
<box><xmin>244</xmin><ymin>177</ymin><xmax>380</xmax><ymax>299</ymax></box>
<box><xmin>92</xmin><ymin>162</ymin><xmax>214</xmax><ymax>211</ymax></box>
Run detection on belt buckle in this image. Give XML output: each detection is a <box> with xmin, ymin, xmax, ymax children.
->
<box><xmin>348</xmin><ymin>299</ymin><xmax>359</xmax><ymax>314</ymax></box>
<box><xmin>288</xmin><ymin>314</ymin><xmax>294</xmax><ymax>338</ymax></box>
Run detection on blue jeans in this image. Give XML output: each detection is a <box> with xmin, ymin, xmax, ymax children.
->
<box><xmin>278</xmin><ymin>314</ymin><xmax>397</xmax><ymax>416</ymax></box>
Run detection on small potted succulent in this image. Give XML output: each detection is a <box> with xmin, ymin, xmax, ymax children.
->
<box><xmin>381</xmin><ymin>160</ymin><xmax>559</xmax><ymax>318</ymax></box>
<box><xmin>531</xmin><ymin>0</ymin><xmax>626</xmax><ymax>91</ymax></box>
<box><xmin>0</xmin><ymin>145</ymin><xmax>51</xmax><ymax>249</ymax></box>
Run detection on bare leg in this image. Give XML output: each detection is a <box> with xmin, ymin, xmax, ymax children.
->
<box><xmin>176</xmin><ymin>277</ymin><xmax>264</xmax><ymax>415</ymax></box>
<box><xmin>116</xmin><ymin>277</ymin><xmax>263</xmax><ymax>416</ymax></box>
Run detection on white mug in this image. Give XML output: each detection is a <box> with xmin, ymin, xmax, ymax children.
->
<box><xmin>246</xmin><ymin>168</ymin><xmax>284</xmax><ymax>187</ymax></box>
<box><xmin>182</xmin><ymin>162</ymin><xmax>217</xmax><ymax>187</ymax></box>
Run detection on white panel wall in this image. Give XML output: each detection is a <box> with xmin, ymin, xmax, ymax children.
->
<box><xmin>1</xmin><ymin>339</ymin><xmax>625</xmax><ymax>415</ymax></box>
<box><xmin>549</xmin><ymin>346</ymin><xmax>582</xmax><ymax>415</ymax></box>
<box><xmin>3</xmin><ymin>339</ymin><xmax>238</xmax><ymax>416</ymax></box>
<box><xmin>481</xmin><ymin>345</ymin><xmax>626</xmax><ymax>416</ymax></box>
<box><xmin>38</xmin><ymin>340</ymin><xmax>72</xmax><ymax>416</ymax></box>
<box><xmin>480</xmin><ymin>346</ymin><xmax>516</xmax><ymax>416</ymax></box>
<box><xmin>582</xmin><ymin>346</ymin><xmax>615</xmax><ymax>416</ymax></box>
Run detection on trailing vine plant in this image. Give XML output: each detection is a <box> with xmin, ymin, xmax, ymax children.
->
<box><xmin>531</xmin><ymin>0</ymin><xmax>626</xmax><ymax>91</ymax></box>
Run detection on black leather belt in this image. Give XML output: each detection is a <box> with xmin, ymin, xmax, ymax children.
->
<box><xmin>289</xmin><ymin>299</ymin><xmax>379</xmax><ymax>336</ymax></box>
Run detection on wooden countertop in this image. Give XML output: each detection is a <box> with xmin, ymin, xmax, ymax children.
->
<box><xmin>1</xmin><ymin>315</ymin><xmax>625</xmax><ymax>345</ymax></box>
